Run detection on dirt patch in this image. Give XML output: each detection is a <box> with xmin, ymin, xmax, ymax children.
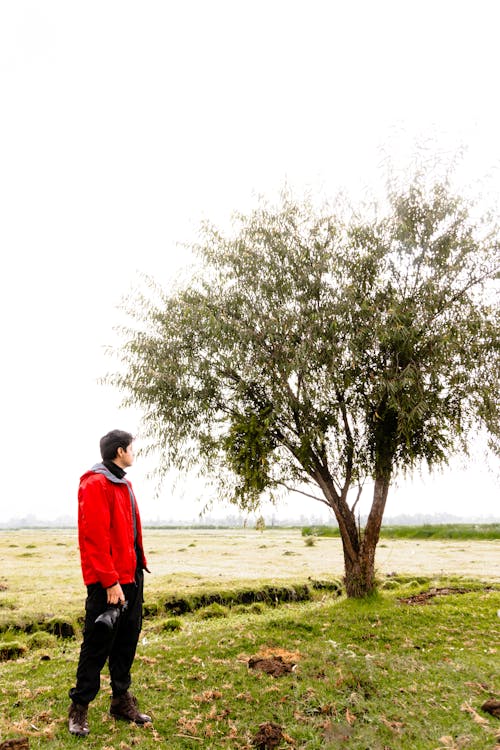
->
<box><xmin>398</xmin><ymin>586</ymin><xmax>472</xmax><ymax>604</ymax></box>
<box><xmin>481</xmin><ymin>699</ymin><xmax>500</xmax><ymax>718</ymax></box>
<box><xmin>252</xmin><ymin>721</ymin><xmax>284</xmax><ymax>748</ymax></box>
<box><xmin>0</xmin><ymin>642</ymin><xmax>27</xmax><ymax>661</ymax></box>
<box><xmin>0</xmin><ymin>739</ymin><xmax>30</xmax><ymax>749</ymax></box>
<box><xmin>248</xmin><ymin>656</ymin><xmax>296</xmax><ymax>677</ymax></box>
<box><xmin>248</xmin><ymin>648</ymin><xmax>299</xmax><ymax>677</ymax></box>
<box><xmin>42</xmin><ymin>618</ymin><xmax>75</xmax><ymax>638</ymax></box>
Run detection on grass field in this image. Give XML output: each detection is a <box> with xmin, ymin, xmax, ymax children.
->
<box><xmin>302</xmin><ymin>524</ymin><xmax>500</xmax><ymax>541</ymax></box>
<box><xmin>0</xmin><ymin>528</ymin><xmax>499</xmax><ymax>749</ymax></box>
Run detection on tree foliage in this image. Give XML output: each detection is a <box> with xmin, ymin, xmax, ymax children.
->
<box><xmin>112</xmin><ymin>173</ymin><xmax>500</xmax><ymax>595</ymax></box>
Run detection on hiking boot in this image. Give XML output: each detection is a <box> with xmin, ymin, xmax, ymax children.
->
<box><xmin>110</xmin><ymin>691</ymin><xmax>152</xmax><ymax>724</ymax></box>
<box><xmin>68</xmin><ymin>701</ymin><xmax>90</xmax><ymax>737</ymax></box>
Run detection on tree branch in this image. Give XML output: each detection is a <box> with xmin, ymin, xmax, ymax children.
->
<box><xmin>335</xmin><ymin>388</ymin><xmax>355</xmax><ymax>497</ymax></box>
<box><xmin>278</xmin><ymin>482</ymin><xmax>332</xmax><ymax>508</ymax></box>
<box><xmin>424</xmin><ymin>264</ymin><xmax>500</xmax><ymax>331</ymax></box>
<box><xmin>350</xmin><ymin>483</ymin><xmax>364</xmax><ymax>514</ymax></box>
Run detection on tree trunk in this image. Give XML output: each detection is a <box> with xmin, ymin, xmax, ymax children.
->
<box><xmin>342</xmin><ymin>547</ymin><xmax>376</xmax><ymax>597</ymax></box>
<box><xmin>316</xmin><ymin>466</ymin><xmax>391</xmax><ymax>597</ymax></box>
<box><xmin>341</xmin><ymin>475</ymin><xmax>390</xmax><ymax>598</ymax></box>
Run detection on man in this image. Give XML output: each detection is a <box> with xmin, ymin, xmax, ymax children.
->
<box><xmin>68</xmin><ymin>430</ymin><xmax>151</xmax><ymax>737</ymax></box>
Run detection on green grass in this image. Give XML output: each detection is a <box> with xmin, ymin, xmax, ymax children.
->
<box><xmin>382</xmin><ymin>524</ymin><xmax>500</xmax><ymax>540</ymax></box>
<box><xmin>0</xmin><ymin>580</ymin><xmax>499</xmax><ymax>749</ymax></box>
<box><xmin>302</xmin><ymin>523</ymin><xmax>500</xmax><ymax>540</ymax></box>
<box><xmin>0</xmin><ymin>528</ymin><xmax>499</xmax><ymax>748</ymax></box>
<box><xmin>1</xmin><ymin>527</ymin><xmax>498</xmax><ymax>635</ymax></box>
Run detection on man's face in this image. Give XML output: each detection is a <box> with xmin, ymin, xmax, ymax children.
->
<box><xmin>115</xmin><ymin>442</ymin><xmax>135</xmax><ymax>469</ymax></box>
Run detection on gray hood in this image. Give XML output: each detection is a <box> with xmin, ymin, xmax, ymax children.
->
<box><xmin>90</xmin><ymin>462</ymin><xmax>129</xmax><ymax>485</ymax></box>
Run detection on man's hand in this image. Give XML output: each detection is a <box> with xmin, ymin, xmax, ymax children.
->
<box><xmin>106</xmin><ymin>582</ymin><xmax>125</xmax><ymax>605</ymax></box>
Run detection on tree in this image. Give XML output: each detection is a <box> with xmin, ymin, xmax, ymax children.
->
<box><xmin>112</xmin><ymin>174</ymin><xmax>500</xmax><ymax>597</ymax></box>
<box><xmin>255</xmin><ymin>515</ymin><xmax>266</xmax><ymax>533</ymax></box>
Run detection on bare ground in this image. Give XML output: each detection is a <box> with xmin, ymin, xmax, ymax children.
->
<box><xmin>0</xmin><ymin>528</ymin><xmax>498</xmax><ymax>626</ymax></box>
<box><xmin>144</xmin><ymin>528</ymin><xmax>499</xmax><ymax>584</ymax></box>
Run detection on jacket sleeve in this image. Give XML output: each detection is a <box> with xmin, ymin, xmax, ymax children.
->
<box><xmin>79</xmin><ymin>476</ymin><xmax>119</xmax><ymax>588</ymax></box>
<box><xmin>132</xmin><ymin>491</ymin><xmax>149</xmax><ymax>572</ymax></box>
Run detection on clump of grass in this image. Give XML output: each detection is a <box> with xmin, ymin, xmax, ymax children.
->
<box><xmin>405</xmin><ymin>579</ymin><xmax>421</xmax><ymax>588</ymax></box>
<box><xmin>0</xmin><ymin>599</ymin><xmax>16</xmax><ymax>610</ymax></box>
<box><xmin>0</xmin><ymin>640</ymin><xmax>27</xmax><ymax>661</ymax></box>
<box><xmin>309</xmin><ymin>578</ymin><xmax>343</xmax><ymax>592</ymax></box>
<box><xmin>198</xmin><ymin>603</ymin><xmax>229</xmax><ymax>619</ymax></box>
<box><xmin>27</xmin><ymin>631</ymin><xmax>57</xmax><ymax>650</ymax></box>
<box><xmin>144</xmin><ymin>600</ymin><xmax>162</xmax><ymax>617</ymax></box>
<box><xmin>160</xmin><ymin>618</ymin><xmax>183</xmax><ymax>632</ymax></box>
<box><xmin>42</xmin><ymin>617</ymin><xmax>76</xmax><ymax>638</ymax></box>
<box><xmin>304</xmin><ymin>536</ymin><xmax>316</xmax><ymax>547</ymax></box>
<box><xmin>381</xmin><ymin>578</ymin><xmax>400</xmax><ymax>590</ymax></box>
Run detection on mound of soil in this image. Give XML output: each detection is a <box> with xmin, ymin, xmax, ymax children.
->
<box><xmin>248</xmin><ymin>656</ymin><xmax>295</xmax><ymax>677</ymax></box>
<box><xmin>481</xmin><ymin>699</ymin><xmax>500</xmax><ymax>718</ymax></box>
<box><xmin>252</xmin><ymin>721</ymin><xmax>284</xmax><ymax>749</ymax></box>
<box><xmin>248</xmin><ymin>647</ymin><xmax>300</xmax><ymax>678</ymax></box>
<box><xmin>0</xmin><ymin>738</ymin><xmax>29</xmax><ymax>749</ymax></box>
<box><xmin>398</xmin><ymin>587</ymin><xmax>470</xmax><ymax>604</ymax></box>
<box><xmin>248</xmin><ymin>655</ymin><xmax>296</xmax><ymax>677</ymax></box>
<box><xmin>43</xmin><ymin>619</ymin><xmax>75</xmax><ymax>638</ymax></box>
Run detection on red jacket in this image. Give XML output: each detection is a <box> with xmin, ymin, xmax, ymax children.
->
<box><xmin>77</xmin><ymin>464</ymin><xmax>148</xmax><ymax>588</ymax></box>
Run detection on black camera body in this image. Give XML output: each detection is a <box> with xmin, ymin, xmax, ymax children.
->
<box><xmin>95</xmin><ymin>600</ymin><xmax>128</xmax><ymax>632</ymax></box>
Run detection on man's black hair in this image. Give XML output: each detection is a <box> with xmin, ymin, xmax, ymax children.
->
<box><xmin>100</xmin><ymin>430</ymin><xmax>134</xmax><ymax>461</ymax></box>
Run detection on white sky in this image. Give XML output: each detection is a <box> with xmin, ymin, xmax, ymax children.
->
<box><xmin>0</xmin><ymin>0</ymin><xmax>499</xmax><ymax>524</ymax></box>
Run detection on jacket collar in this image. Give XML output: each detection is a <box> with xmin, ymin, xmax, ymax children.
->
<box><xmin>90</xmin><ymin>462</ymin><xmax>129</xmax><ymax>485</ymax></box>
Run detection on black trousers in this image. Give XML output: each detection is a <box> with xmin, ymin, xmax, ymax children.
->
<box><xmin>69</xmin><ymin>572</ymin><xmax>143</xmax><ymax>706</ymax></box>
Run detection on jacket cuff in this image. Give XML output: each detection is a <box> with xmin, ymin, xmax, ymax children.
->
<box><xmin>101</xmin><ymin>573</ymin><xmax>120</xmax><ymax>589</ymax></box>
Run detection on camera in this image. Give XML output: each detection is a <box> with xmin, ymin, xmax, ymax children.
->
<box><xmin>95</xmin><ymin>600</ymin><xmax>128</xmax><ymax>632</ymax></box>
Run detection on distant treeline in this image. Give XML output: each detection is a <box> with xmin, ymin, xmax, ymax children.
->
<box><xmin>301</xmin><ymin>524</ymin><xmax>500</xmax><ymax>540</ymax></box>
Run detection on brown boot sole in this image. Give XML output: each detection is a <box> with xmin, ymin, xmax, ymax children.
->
<box><xmin>110</xmin><ymin>711</ymin><xmax>151</xmax><ymax>724</ymax></box>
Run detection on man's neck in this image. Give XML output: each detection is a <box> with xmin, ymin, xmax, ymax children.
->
<box><xmin>103</xmin><ymin>459</ymin><xmax>126</xmax><ymax>480</ymax></box>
